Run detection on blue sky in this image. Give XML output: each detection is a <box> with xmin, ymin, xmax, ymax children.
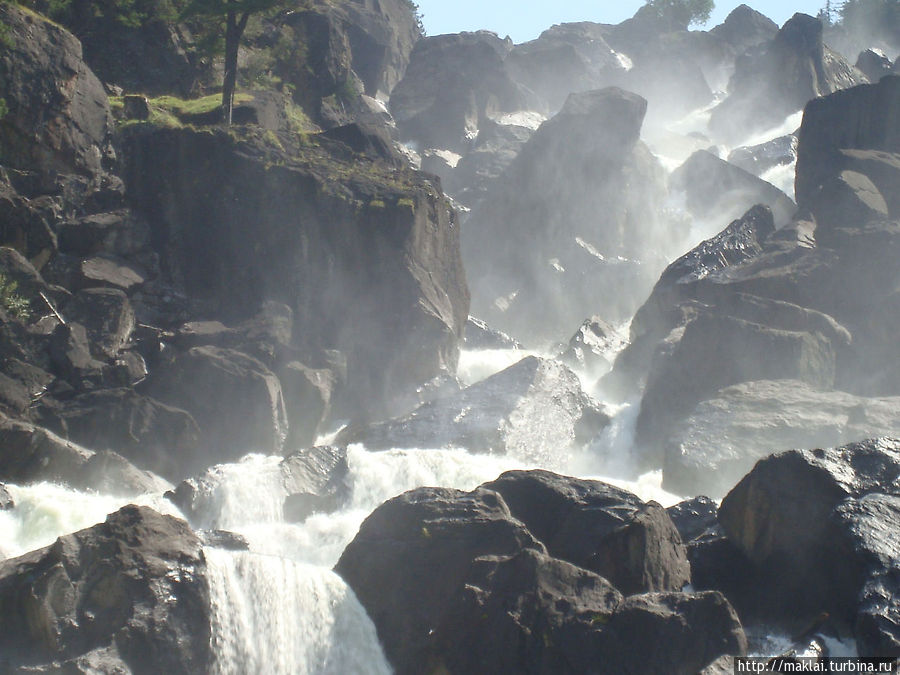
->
<box><xmin>415</xmin><ymin>1</ymin><xmax>827</xmax><ymax>43</ymax></box>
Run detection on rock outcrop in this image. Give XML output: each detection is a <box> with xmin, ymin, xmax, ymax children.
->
<box><xmin>0</xmin><ymin>3</ymin><xmax>113</xmax><ymax>177</ymax></box>
<box><xmin>0</xmin><ymin>505</ymin><xmax>210</xmax><ymax>673</ymax></box>
<box><xmin>709</xmin><ymin>13</ymin><xmax>867</xmax><ymax>144</ymax></box>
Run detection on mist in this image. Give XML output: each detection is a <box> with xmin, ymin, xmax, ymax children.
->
<box><xmin>0</xmin><ymin>0</ymin><xmax>899</xmax><ymax>672</ymax></box>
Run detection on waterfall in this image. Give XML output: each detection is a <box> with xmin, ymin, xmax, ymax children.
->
<box><xmin>205</xmin><ymin>548</ymin><xmax>391</xmax><ymax>675</ymax></box>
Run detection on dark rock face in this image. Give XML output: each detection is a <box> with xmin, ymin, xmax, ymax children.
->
<box><xmin>335</xmin><ymin>486</ymin><xmax>544</xmax><ymax>671</ymax></box>
<box><xmin>483</xmin><ymin>470</ymin><xmax>690</xmax><ymax>595</ymax></box>
<box><xmin>463</xmin><ymin>87</ymin><xmax>671</xmax><ymax>341</ymax></box>
<box><xmin>709</xmin><ymin>13</ymin><xmax>867</xmax><ymax>144</ymax></box>
<box><xmin>38</xmin><ymin>388</ymin><xmax>202</xmax><ymax>483</ymax></box>
<box><xmin>718</xmin><ymin>438</ymin><xmax>900</xmax><ymax>650</ymax></box>
<box><xmin>669</xmin><ymin>150</ymin><xmax>797</xmax><ymax>226</ymax></box>
<box><xmin>124</xmin><ymin>126</ymin><xmax>468</xmax><ymax>423</ymax></box>
<box><xmin>337</xmin><ymin>356</ymin><xmax>609</xmax><ymax>465</ymax></box>
<box><xmin>795</xmin><ymin>75</ymin><xmax>900</xmax><ymax>215</ymax></box>
<box><xmin>0</xmin><ymin>415</ymin><xmax>164</xmax><ymax>495</ymax></box>
<box><xmin>0</xmin><ymin>4</ymin><xmax>112</xmax><ymax>177</ymax></box>
<box><xmin>144</xmin><ymin>346</ymin><xmax>288</xmax><ymax>476</ymax></box>
<box><xmin>0</xmin><ymin>505</ymin><xmax>210</xmax><ymax>673</ymax></box>
<box><xmin>664</xmin><ymin>380</ymin><xmax>900</xmax><ymax>497</ymax></box>
<box><xmin>336</xmin><ymin>478</ymin><xmax>745</xmax><ymax>675</ymax></box>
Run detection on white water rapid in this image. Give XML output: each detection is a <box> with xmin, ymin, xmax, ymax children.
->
<box><xmin>0</xmin><ymin>347</ymin><xmax>683</xmax><ymax>672</ymax></box>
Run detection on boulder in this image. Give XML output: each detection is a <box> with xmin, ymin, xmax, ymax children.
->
<box><xmin>727</xmin><ymin>134</ymin><xmax>798</xmax><ymax>177</ymax></box>
<box><xmin>709</xmin><ymin>5</ymin><xmax>779</xmax><ymax>56</ymax></box>
<box><xmin>337</xmin><ymin>356</ymin><xmax>609</xmax><ymax>467</ymax></box>
<box><xmin>667</xmin><ymin>496</ymin><xmax>719</xmax><ymax>543</ymax></box>
<box><xmin>38</xmin><ymin>388</ymin><xmax>203</xmax><ymax>482</ymax></box>
<box><xmin>664</xmin><ymin>380</ymin><xmax>900</xmax><ymax>498</ymax></box>
<box><xmin>123</xmin><ymin>125</ymin><xmax>468</xmax><ymax>421</ymax></box>
<box><xmin>277</xmin><ymin>361</ymin><xmax>334</xmax><ymax>450</ymax></box>
<box><xmin>718</xmin><ymin>438</ymin><xmax>900</xmax><ymax>632</ymax></box>
<box><xmin>144</xmin><ymin>346</ymin><xmax>288</xmax><ymax>475</ymax></box>
<box><xmin>337</xmin><ymin>481</ymin><xmax>745</xmax><ymax>674</ymax></box>
<box><xmin>0</xmin><ymin>505</ymin><xmax>210</xmax><ymax>673</ymax></box>
<box><xmin>168</xmin><ymin>445</ymin><xmax>348</xmax><ymax>527</ymax></box>
<box><xmin>669</xmin><ymin>150</ymin><xmax>797</xmax><ymax>227</ymax></box>
<box><xmin>635</xmin><ymin>311</ymin><xmax>838</xmax><ymax>462</ymax></box>
<box><xmin>483</xmin><ymin>470</ymin><xmax>690</xmax><ymax>595</ymax></box>
<box><xmin>280</xmin><ymin>445</ymin><xmax>349</xmax><ymax>521</ymax></box>
<box><xmin>48</xmin><ymin>322</ymin><xmax>106</xmax><ymax>386</ymax></box>
<box><xmin>505</xmin><ymin>23</ymin><xmax>628</xmax><ymax>112</ymax></box>
<box><xmin>57</xmin><ymin>210</ymin><xmax>151</xmax><ymax>258</ymax></box>
<box><xmin>463</xmin><ymin>87</ymin><xmax>671</xmax><ymax>341</ymax></box>
<box><xmin>0</xmin><ymin>178</ymin><xmax>58</xmax><ymax>267</ymax></box>
<box><xmin>0</xmin><ymin>414</ymin><xmax>164</xmax><ymax>495</ymax></box>
<box><xmin>63</xmin><ymin>288</ymin><xmax>135</xmax><ymax>358</ymax></box>
<box><xmin>558</xmin><ymin>316</ymin><xmax>626</xmax><ymax>379</ymax></box>
<box><xmin>709</xmin><ymin>14</ymin><xmax>867</xmax><ymax>144</ymax></box>
<box><xmin>0</xmin><ymin>3</ymin><xmax>112</xmax><ymax>176</ymax></box>
<box><xmin>334</xmin><ymin>486</ymin><xmax>544</xmax><ymax>671</ymax></box>
<box><xmin>462</xmin><ymin>316</ymin><xmax>520</xmax><ymax>350</ymax></box>
<box><xmin>390</xmin><ymin>31</ymin><xmax>528</xmax><ymax>152</ymax></box>
<box><xmin>855</xmin><ymin>48</ymin><xmax>894</xmax><ymax>82</ymax></box>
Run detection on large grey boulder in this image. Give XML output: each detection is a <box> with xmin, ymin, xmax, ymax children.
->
<box><xmin>0</xmin><ymin>505</ymin><xmax>210</xmax><ymax>673</ymax></box>
<box><xmin>337</xmin><ymin>356</ymin><xmax>608</xmax><ymax>466</ymax></box>
<box><xmin>0</xmin><ymin>3</ymin><xmax>112</xmax><ymax>176</ymax></box>
<box><xmin>664</xmin><ymin>380</ymin><xmax>900</xmax><ymax>497</ymax></box>
<box><xmin>463</xmin><ymin>87</ymin><xmax>671</xmax><ymax>342</ymax></box>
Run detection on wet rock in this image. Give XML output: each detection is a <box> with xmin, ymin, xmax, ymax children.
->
<box><xmin>718</xmin><ymin>438</ymin><xmax>900</xmax><ymax>630</ymax></box>
<box><xmin>0</xmin><ymin>3</ymin><xmax>112</xmax><ymax>176</ymax></box>
<box><xmin>337</xmin><ymin>481</ymin><xmax>745</xmax><ymax>674</ymax></box>
<box><xmin>0</xmin><ymin>483</ymin><xmax>12</xmax><ymax>510</ymax></box>
<box><xmin>483</xmin><ymin>470</ymin><xmax>690</xmax><ymax>595</ymax></box>
<box><xmin>709</xmin><ymin>13</ymin><xmax>866</xmax><ymax>143</ymax></box>
<box><xmin>39</xmin><ymin>388</ymin><xmax>202</xmax><ymax>482</ymax></box>
<box><xmin>664</xmin><ymin>380</ymin><xmax>900</xmax><ymax>497</ymax></box>
<box><xmin>0</xmin><ymin>505</ymin><xmax>210</xmax><ymax>673</ymax></box>
<box><xmin>57</xmin><ymin>210</ymin><xmax>151</xmax><ymax>258</ymax></box>
<box><xmin>144</xmin><ymin>346</ymin><xmax>288</xmax><ymax>475</ymax></box>
<box><xmin>727</xmin><ymin>134</ymin><xmax>798</xmax><ymax>177</ymax></box>
<box><xmin>335</xmin><ymin>486</ymin><xmax>544</xmax><ymax>671</ymax></box>
<box><xmin>558</xmin><ymin>315</ymin><xmax>627</xmax><ymax>378</ymax></box>
<box><xmin>48</xmin><ymin>322</ymin><xmax>106</xmax><ymax>386</ymax></box>
<box><xmin>277</xmin><ymin>361</ymin><xmax>334</xmax><ymax>450</ymax></box>
<box><xmin>74</xmin><ymin>255</ymin><xmax>148</xmax><ymax>292</ymax></box>
<box><xmin>667</xmin><ymin>496</ymin><xmax>719</xmax><ymax>543</ymax></box>
<box><xmin>462</xmin><ymin>316</ymin><xmax>521</xmax><ymax>350</ymax></box>
<box><xmin>337</xmin><ymin>356</ymin><xmax>609</xmax><ymax>466</ymax></box>
<box><xmin>281</xmin><ymin>445</ymin><xmax>349</xmax><ymax>521</ymax></box>
<box><xmin>198</xmin><ymin>529</ymin><xmax>250</xmax><ymax>551</ymax></box>
<box><xmin>669</xmin><ymin>150</ymin><xmax>797</xmax><ymax>226</ymax></box>
<box><xmin>0</xmin><ymin>414</ymin><xmax>165</xmax><ymax>495</ymax></box>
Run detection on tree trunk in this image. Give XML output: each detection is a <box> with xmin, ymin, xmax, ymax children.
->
<box><xmin>221</xmin><ymin>9</ymin><xmax>250</xmax><ymax>125</ymax></box>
